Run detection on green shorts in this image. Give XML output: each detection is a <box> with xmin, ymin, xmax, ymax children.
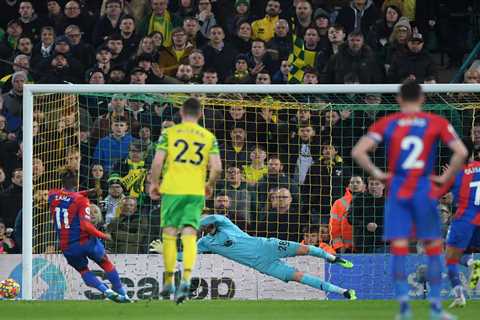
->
<box><xmin>161</xmin><ymin>194</ymin><xmax>205</xmax><ymax>229</ymax></box>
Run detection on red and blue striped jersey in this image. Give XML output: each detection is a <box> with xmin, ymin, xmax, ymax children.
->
<box><xmin>451</xmin><ymin>161</ymin><xmax>480</xmax><ymax>225</ymax></box>
<box><xmin>367</xmin><ymin>112</ymin><xmax>458</xmax><ymax>198</ymax></box>
<box><xmin>48</xmin><ymin>189</ymin><xmax>107</xmax><ymax>251</ymax></box>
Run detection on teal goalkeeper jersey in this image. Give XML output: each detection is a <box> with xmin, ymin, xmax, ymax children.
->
<box><xmin>198</xmin><ymin>215</ymin><xmax>267</xmax><ymax>268</ymax></box>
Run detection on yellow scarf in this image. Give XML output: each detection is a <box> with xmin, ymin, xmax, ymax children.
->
<box><xmin>148</xmin><ymin>10</ymin><xmax>173</xmax><ymax>47</ymax></box>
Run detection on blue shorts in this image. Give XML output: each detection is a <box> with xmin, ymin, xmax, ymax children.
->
<box><xmin>63</xmin><ymin>238</ymin><xmax>106</xmax><ymax>271</ymax></box>
<box><xmin>384</xmin><ymin>193</ymin><xmax>441</xmax><ymax>241</ymax></box>
<box><xmin>447</xmin><ymin>217</ymin><xmax>480</xmax><ymax>250</ymax></box>
<box><xmin>254</xmin><ymin>238</ymin><xmax>300</xmax><ymax>282</ymax></box>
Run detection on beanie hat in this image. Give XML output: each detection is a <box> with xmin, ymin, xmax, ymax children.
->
<box><xmin>235</xmin><ymin>0</ymin><xmax>250</xmax><ymax>8</ymax></box>
<box><xmin>393</xmin><ymin>17</ymin><xmax>411</xmax><ymax>33</ymax></box>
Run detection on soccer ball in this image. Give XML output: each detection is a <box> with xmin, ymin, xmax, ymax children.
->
<box><xmin>0</xmin><ymin>278</ymin><xmax>20</xmax><ymax>299</ymax></box>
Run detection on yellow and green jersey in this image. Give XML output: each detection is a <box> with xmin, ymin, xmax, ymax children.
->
<box><xmin>157</xmin><ymin>122</ymin><xmax>219</xmax><ymax>195</ymax></box>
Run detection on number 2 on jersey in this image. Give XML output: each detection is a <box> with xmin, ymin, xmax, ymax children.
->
<box><xmin>174</xmin><ymin>139</ymin><xmax>206</xmax><ymax>165</ymax></box>
<box><xmin>401</xmin><ymin>136</ymin><xmax>425</xmax><ymax>169</ymax></box>
<box><xmin>55</xmin><ymin>207</ymin><xmax>70</xmax><ymax>229</ymax></box>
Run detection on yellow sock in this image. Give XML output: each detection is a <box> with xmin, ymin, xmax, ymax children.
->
<box><xmin>162</xmin><ymin>234</ymin><xmax>178</xmax><ymax>286</ymax></box>
<box><xmin>181</xmin><ymin>234</ymin><xmax>197</xmax><ymax>282</ymax></box>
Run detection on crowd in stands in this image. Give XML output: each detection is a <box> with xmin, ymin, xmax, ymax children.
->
<box><xmin>0</xmin><ymin>0</ymin><xmax>479</xmax><ymax>255</ymax></box>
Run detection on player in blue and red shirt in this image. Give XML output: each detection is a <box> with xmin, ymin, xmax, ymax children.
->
<box><xmin>352</xmin><ymin>81</ymin><xmax>468</xmax><ymax>320</ymax></box>
<box><xmin>49</xmin><ymin>169</ymin><xmax>130</xmax><ymax>303</ymax></box>
<box><xmin>439</xmin><ymin>140</ymin><xmax>480</xmax><ymax>308</ymax></box>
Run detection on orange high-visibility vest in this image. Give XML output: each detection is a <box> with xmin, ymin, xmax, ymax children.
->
<box><xmin>329</xmin><ymin>189</ymin><xmax>353</xmax><ymax>250</ymax></box>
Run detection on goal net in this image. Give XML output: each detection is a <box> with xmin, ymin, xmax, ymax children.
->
<box><xmin>20</xmin><ymin>84</ymin><xmax>480</xmax><ymax>301</ymax></box>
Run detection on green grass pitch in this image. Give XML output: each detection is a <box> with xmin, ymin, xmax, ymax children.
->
<box><xmin>2</xmin><ymin>300</ymin><xmax>480</xmax><ymax>320</ymax></box>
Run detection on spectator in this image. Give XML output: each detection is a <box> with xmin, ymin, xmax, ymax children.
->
<box><xmin>132</xmin><ymin>36</ymin><xmax>158</xmax><ymax>63</ymax></box>
<box><xmin>293</xmin><ymin>0</ymin><xmax>313</xmax><ymax>37</ymax></box>
<box><xmin>90</xmin><ymin>94</ymin><xmax>134</xmax><ymax>142</ymax></box>
<box><xmin>304</xmin><ymin>143</ymin><xmax>347</xmax><ymax>217</ymax></box>
<box><xmin>65</xmin><ymin>25</ymin><xmax>96</xmax><ymax>71</ymax></box>
<box><xmin>119</xmin><ymin>15</ymin><xmax>141</xmax><ymax>57</ymax></box>
<box><xmin>255</xmin><ymin>71</ymin><xmax>271</xmax><ymax>84</ymax></box>
<box><xmin>272</xmin><ymin>59</ymin><xmax>289</xmax><ymax>84</ymax></box>
<box><xmin>313</xmin><ymin>8</ymin><xmax>331</xmax><ymax>40</ymax></box>
<box><xmin>232</xmin><ymin>22</ymin><xmax>253</xmax><ymax>55</ymax></box>
<box><xmin>349</xmin><ymin>176</ymin><xmax>385</xmax><ymax>253</ymax></box>
<box><xmin>173</xmin><ymin>0</ymin><xmax>195</xmax><ymax>22</ymax></box>
<box><xmin>213</xmin><ymin>194</ymin><xmax>232</xmax><ymax>216</ymax></box>
<box><xmin>111</xmin><ymin>140</ymin><xmax>148</xmax><ymax>199</ymax></box>
<box><xmin>325</xmin><ymin>31</ymin><xmax>382</xmax><ymax>84</ymax></box>
<box><xmin>259</xmin><ymin>187</ymin><xmax>301</xmax><ymax>242</ymax></box>
<box><xmin>215</xmin><ymin>165</ymin><xmax>251</xmax><ymax>230</ymax></box>
<box><xmin>0</xmin><ymin>167</ymin><xmax>8</xmax><ymax>192</ymax></box>
<box><xmin>367</xmin><ymin>5</ymin><xmax>401</xmax><ymax>63</ymax></box>
<box><xmin>183</xmin><ymin>16</ymin><xmax>208</xmax><ymax>48</ymax></box>
<box><xmin>17</xmin><ymin>1</ymin><xmax>45</xmax><ymax>41</ymax></box>
<box><xmin>257</xmin><ymin>155</ymin><xmax>299</xmax><ymax>209</ymax></box>
<box><xmin>129</xmin><ymin>66</ymin><xmax>148</xmax><ymax>84</ymax></box>
<box><xmin>242</xmin><ymin>145</ymin><xmax>268</xmax><ymax>185</ymax></box>
<box><xmin>93</xmin><ymin>116</ymin><xmax>134</xmax><ymax>172</ymax></box>
<box><xmin>188</xmin><ymin>49</ymin><xmax>205</xmax><ymax>82</ymax></box>
<box><xmin>329</xmin><ymin>175</ymin><xmax>365</xmax><ymax>253</ymax></box>
<box><xmin>384</xmin><ymin>17</ymin><xmax>411</xmax><ymax>70</ymax></box>
<box><xmin>253</xmin><ymin>101</ymin><xmax>288</xmax><ymax>153</ymax></box>
<box><xmin>247</xmin><ymin>39</ymin><xmax>279</xmax><ymax>77</ymax></box>
<box><xmin>31</xmin><ymin>26</ymin><xmax>56</xmax><ymax>65</ymax></box>
<box><xmin>37</xmin><ymin>52</ymin><xmax>82</xmax><ymax>84</ymax></box>
<box><xmin>106</xmin><ymin>196</ymin><xmax>149</xmax><ymax>253</ymax></box>
<box><xmin>106</xmin><ymin>34</ymin><xmax>129</xmax><ymax>68</ymax></box>
<box><xmin>0</xmin><ymin>218</ymin><xmax>15</xmax><ymax>254</ymax></box>
<box><xmin>196</xmin><ymin>0</ymin><xmax>217</xmax><ymax>39</ymax></box>
<box><xmin>266</xmin><ymin>19</ymin><xmax>291</xmax><ymax>61</ymax></box>
<box><xmin>46</xmin><ymin>0</ymin><xmax>64</xmax><ymax>32</ymax></box>
<box><xmin>139</xmin><ymin>102</ymin><xmax>176</xmax><ymax>139</ymax></box>
<box><xmin>103</xmin><ymin>174</ymin><xmax>126</xmax><ymax>225</ymax></box>
<box><xmin>336</xmin><ymin>0</ymin><xmax>379</xmax><ymax>35</ymax></box>
<box><xmin>226</xmin><ymin>54</ymin><xmax>251</xmax><ymax>84</ymax></box>
<box><xmin>251</xmin><ymin>0</ymin><xmax>281</xmax><ymax>42</ymax></box>
<box><xmin>302</xmin><ymin>27</ymin><xmax>330</xmax><ymax>73</ymax></box>
<box><xmin>387</xmin><ymin>33</ymin><xmax>437</xmax><ymax>83</ymax></box>
<box><xmin>138</xmin><ymin>0</ymin><xmax>182</xmax><ymax>47</ymax></box>
<box><xmin>60</xmin><ymin>0</ymin><xmax>95</xmax><ymax>43</ymax></box>
<box><xmin>88</xmin><ymin>164</ymin><xmax>108</xmax><ymax>204</ymax></box>
<box><xmin>301</xmin><ymin>225</ymin><xmax>336</xmax><ymax>254</ymax></box>
<box><xmin>222</xmin><ymin>126</ymin><xmax>250</xmax><ymax>166</ymax></box>
<box><xmin>327</xmin><ymin>24</ymin><xmax>346</xmax><ymax>55</ymax></box>
<box><xmin>202</xmin><ymin>25</ymin><xmax>238</xmax><ymax>81</ymax></box>
<box><xmin>303</xmin><ymin>67</ymin><xmax>320</xmax><ymax>84</ymax></box>
<box><xmin>226</xmin><ymin>0</ymin><xmax>252</xmax><ymax>37</ymax></box>
<box><xmin>108</xmin><ymin>65</ymin><xmax>127</xmax><ymax>84</ymax></box>
<box><xmin>92</xmin><ymin>0</ymin><xmax>124</xmax><ymax>46</ymax></box>
<box><xmin>157</xmin><ymin>27</ymin><xmax>194</xmax><ymax>76</ymax></box>
<box><xmin>0</xmin><ymin>168</ymin><xmax>22</xmax><ymax>229</ymax></box>
<box><xmin>175</xmin><ymin>63</ymin><xmax>194</xmax><ymax>83</ymax></box>
<box><xmin>87</xmin><ymin>69</ymin><xmax>105</xmax><ymax>84</ymax></box>
<box><xmin>2</xmin><ymin>71</ymin><xmax>26</xmax><ymax>134</ymax></box>
<box><xmin>289</xmin><ymin>125</ymin><xmax>321</xmax><ymax>184</ymax></box>
<box><xmin>15</xmin><ymin>36</ymin><xmax>33</xmax><ymax>59</ymax></box>
<box><xmin>202</xmin><ymin>69</ymin><xmax>219</xmax><ymax>84</ymax></box>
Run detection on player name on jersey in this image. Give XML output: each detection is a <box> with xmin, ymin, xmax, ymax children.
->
<box><xmin>464</xmin><ymin>166</ymin><xmax>480</xmax><ymax>175</ymax></box>
<box><xmin>397</xmin><ymin>118</ymin><xmax>427</xmax><ymax>127</ymax></box>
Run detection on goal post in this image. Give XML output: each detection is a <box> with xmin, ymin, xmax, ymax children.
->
<box><xmin>21</xmin><ymin>83</ymin><xmax>480</xmax><ymax>301</ymax></box>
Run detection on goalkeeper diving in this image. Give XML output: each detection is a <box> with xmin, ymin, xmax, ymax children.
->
<box><xmin>151</xmin><ymin>214</ymin><xmax>357</xmax><ymax>299</ymax></box>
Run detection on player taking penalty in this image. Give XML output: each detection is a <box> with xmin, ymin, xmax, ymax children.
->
<box><xmin>151</xmin><ymin>214</ymin><xmax>356</xmax><ymax>299</ymax></box>
<box><xmin>48</xmin><ymin>169</ymin><xmax>130</xmax><ymax>303</ymax></box>
<box><xmin>438</xmin><ymin>140</ymin><xmax>480</xmax><ymax>308</ymax></box>
<box><xmin>352</xmin><ymin>81</ymin><xmax>468</xmax><ymax>320</ymax></box>
<box><xmin>149</xmin><ymin>97</ymin><xmax>222</xmax><ymax>304</ymax></box>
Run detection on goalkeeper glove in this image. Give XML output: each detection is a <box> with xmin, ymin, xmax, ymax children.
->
<box><xmin>149</xmin><ymin>239</ymin><xmax>163</xmax><ymax>253</ymax></box>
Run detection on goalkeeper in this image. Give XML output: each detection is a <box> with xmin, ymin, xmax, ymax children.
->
<box><xmin>151</xmin><ymin>214</ymin><xmax>357</xmax><ymax>300</ymax></box>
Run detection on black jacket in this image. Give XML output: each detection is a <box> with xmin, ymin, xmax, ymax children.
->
<box><xmin>324</xmin><ymin>43</ymin><xmax>382</xmax><ymax>84</ymax></box>
<box><xmin>336</xmin><ymin>0</ymin><xmax>380</xmax><ymax>35</ymax></box>
<box><xmin>202</xmin><ymin>42</ymin><xmax>238</xmax><ymax>82</ymax></box>
<box><xmin>387</xmin><ymin>48</ymin><xmax>437</xmax><ymax>83</ymax></box>
<box><xmin>0</xmin><ymin>183</ymin><xmax>22</xmax><ymax>228</ymax></box>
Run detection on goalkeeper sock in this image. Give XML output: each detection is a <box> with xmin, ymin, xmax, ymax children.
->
<box><xmin>162</xmin><ymin>234</ymin><xmax>178</xmax><ymax>286</ymax></box>
<box><xmin>446</xmin><ymin>259</ymin><xmax>461</xmax><ymax>288</ymax></box>
<box><xmin>181</xmin><ymin>234</ymin><xmax>197</xmax><ymax>283</ymax></box>
<box><xmin>391</xmin><ymin>246</ymin><xmax>409</xmax><ymax>313</ymax></box>
<box><xmin>80</xmin><ymin>269</ymin><xmax>108</xmax><ymax>294</ymax></box>
<box><xmin>300</xmin><ymin>274</ymin><xmax>345</xmax><ymax>294</ymax></box>
<box><xmin>426</xmin><ymin>246</ymin><xmax>443</xmax><ymax>313</ymax></box>
<box><xmin>307</xmin><ymin>245</ymin><xmax>335</xmax><ymax>262</ymax></box>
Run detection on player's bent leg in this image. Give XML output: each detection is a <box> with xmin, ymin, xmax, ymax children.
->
<box><xmin>390</xmin><ymin>239</ymin><xmax>411</xmax><ymax>318</ymax></box>
<box><xmin>296</xmin><ymin>244</ymin><xmax>353</xmax><ymax>268</ymax></box>
<box><xmin>162</xmin><ymin>227</ymin><xmax>178</xmax><ymax>295</ymax></box>
<box><xmin>445</xmin><ymin>246</ymin><xmax>466</xmax><ymax>308</ymax></box>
